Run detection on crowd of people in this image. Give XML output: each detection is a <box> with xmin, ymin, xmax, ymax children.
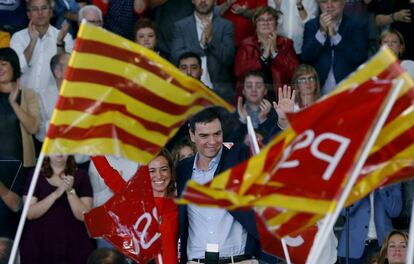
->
<box><xmin>1</xmin><ymin>0</ymin><xmax>414</xmax><ymax>263</ymax></box>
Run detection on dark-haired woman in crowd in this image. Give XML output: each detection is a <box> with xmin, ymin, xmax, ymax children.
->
<box><xmin>234</xmin><ymin>6</ymin><xmax>299</xmax><ymax>102</ymax></box>
<box><xmin>377</xmin><ymin>230</ymin><xmax>408</xmax><ymax>264</ymax></box>
<box><xmin>20</xmin><ymin>155</ymin><xmax>95</xmax><ymax>264</ymax></box>
<box><xmin>0</xmin><ymin>47</ymin><xmax>40</xmax><ymax>238</ymax></box>
<box><xmin>148</xmin><ymin>149</ymin><xmax>179</xmax><ymax>264</ymax></box>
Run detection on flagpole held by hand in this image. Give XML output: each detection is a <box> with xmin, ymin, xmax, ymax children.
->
<box><xmin>8</xmin><ymin>153</ymin><xmax>46</xmax><ymax>264</ymax></box>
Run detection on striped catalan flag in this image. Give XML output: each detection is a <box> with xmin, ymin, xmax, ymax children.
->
<box><xmin>179</xmin><ymin>47</ymin><xmax>414</xmax><ymax>238</ymax></box>
<box><xmin>41</xmin><ymin>23</ymin><xmax>231</xmax><ymax>164</ymax></box>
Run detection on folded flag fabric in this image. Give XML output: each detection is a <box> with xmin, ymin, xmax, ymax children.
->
<box><xmin>41</xmin><ymin>22</ymin><xmax>231</xmax><ymax>164</ymax></box>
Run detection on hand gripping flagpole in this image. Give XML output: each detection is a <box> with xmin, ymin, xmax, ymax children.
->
<box><xmin>406</xmin><ymin>201</ymin><xmax>414</xmax><ymax>264</ymax></box>
<box><xmin>246</xmin><ymin>116</ymin><xmax>292</xmax><ymax>264</ymax></box>
<box><xmin>8</xmin><ymin>152</ymin><xmax>46</xmax><ymax>264</ymax></box>
<box><xmin>306</xmin><ymin>80</ymin><xmax>404</xmax><ymax>264</ymax></box>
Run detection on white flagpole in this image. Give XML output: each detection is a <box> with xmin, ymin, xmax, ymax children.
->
<box><xmin>157</xmin><ymin>253</ymin><xmax>164</xmax><ymax>264</ymax></box>
<box><xmin>306</xmin><ymin>80</ymin><xmax>403</xmax><ymax>264</ymax></box>
<box><xmin>246</xmin><ymin>116</ymin><xmax>292</xmax><ymax>264</ymax></box>
<box><xmin>8</xmin><ymin>153</ymin><xmax>46</xmax><ymax>264</ymax></box>
<box><xmin>406</xmin><ymin>202</ymin><xmax>414</xmax><ymax>264</ymax></box>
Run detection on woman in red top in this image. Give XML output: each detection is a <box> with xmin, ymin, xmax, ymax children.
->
<box><xmin>234</xmin><ymin>6</ymin><xmax>299</xmax><ymax>102</ymax></box>
<box><xmin>148</xmin><ymin>149</ymin><xmax>179</xmax><ymax>264</ymax></box>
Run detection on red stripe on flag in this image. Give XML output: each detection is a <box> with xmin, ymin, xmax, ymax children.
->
<box><xmin>74</xmin><ymin>38</ymin><xmax>193</xmax><ymax>93</ymax></box>
<box><xmin>56</xmin><ymin>96</ymin><xmax>183</xmax><ymax>135</ymax></box>
<box><xmin>276</xmin><ymin>213</ymin><xmax>316</xmax><ymax>237</ymax></box>
<box><xmin>365</xmin><ymin>125</ymin><xmax>414</xmax><ymax>165</ymax></box>
<box><xmin>225</xmin><ymin>161</ymin><xmax>248</xmax><ymax>192</ymax></box>
<box><xmin>384</xmin><ymin>88</ymin><xmax>414</xmax><ymax>126</ymax></box>
<box><xmin>181</xmin><ymin>186</ymin><xmax>235</xmax><ymax>208</ymax></box>
<box><xmin>65</xmin><ymin>67</ymin><xmax>214</xmax><ymax>115</ymax></box>
<box><xmin>47</xmin><ymin>123</ymin><xmax>160</xmax><ymax>154</ymax></box>
<box><xmin>377</xmin><ymin>61</ymin><xmax>404</xmax><ymax>80</ymax></box>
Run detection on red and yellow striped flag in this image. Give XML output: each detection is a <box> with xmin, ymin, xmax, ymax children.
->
<box><xmin>41</xmin><ymin>23</ymin><xmax>231</xmax><ymax>164</ymax></box>
<box><xmin>179</xmin><ymin>47</ymin><xmax>414</xmax><ymax>238</ymax></box>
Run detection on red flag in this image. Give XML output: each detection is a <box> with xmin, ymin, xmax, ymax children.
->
<box><xmin>85</xmin><ymin>166</ymin><xmax>162</xmax><ymax>263</ymax></box>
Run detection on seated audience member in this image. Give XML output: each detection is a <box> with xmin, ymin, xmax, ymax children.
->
<box><xmin>176</xmin><ymin>108</ymin><xmax>278</xmax><ymax>264</ymax></box>
<box><xmin>377</xmin><ymin>230</ymin><xmax>408</xmax><ymax>264</ymax></box>
<box><xmin>0</xmin><ymin>48</ymin><xmax>40</xmax><ymax>238</ymax></box>
<box><xmin>269</xmin><ymin>0</ymin><xmax>319</xmax><ymax>56</ymax></box>
<box><xmin>230</xmin><ymin>70</ymin><xmax>279</xmax><ymax>143</ymax></box>
<box><xmin>338</xmin><ymin>184</ymin><xmax>402</xmax><ymax>264</ymax></box>
<box><xmin>378</xmin><ymin>29</ymin><xmax>414</xmax><ymax>78</ymax></box>
<box><xmin>88</xmin><ymin>156</ymin><xmax>140</xmax><ymax>248</ymax></box>
<box><xmin>301</xmin><ymin>0</ymin><xmax>368</xmax><ymax>95</ymax></box>
<box><xmin>375</xmin><ymin>0</ymin><xmax>413</xmax><ymax>61</ymax></box>
<box><xmin>149</xmin><ymin>149</ymin><xmax>179</xmax><ymax>264</ymax></box>
<box><xmin>217</xmin><ymin>0</ymin><xmax>267</xmax><ymax>47</ymax></box>
<box><xmin>234</xmin><ymin>6</ymin><xmax>299</xmax><ymax>102</ymax></box>
<box><xmin>133</xmin><ymin>18</ymin><xmax>161</xmax><ymax>55</ymax></box>
<box><xmin>78</xmin><ymin>5</ymin><xmax>104</xmax><ymax>27</ymax></box>
<box><xmin>20</xmin><ymin>155</ymin><xmax>95</xmax><ymax>264</ymax></box>
<box><xmin>87</xmin><ymin>248</ymin><xmax>128</xmax><ymax>264</ymax></box>
<box><xmin>0</xmin><ymin>237</ymin><xmax>20</xmax><ymax>264</ymax></box>
<box><xmin>171</xmin><ymin>138</ymin><xmax>196</xmax><ymax>164</ymax></box>
<box><xmin>171</xmin><ymin>0</ymin><xmax>235</xmax><ymax>102</ymax></box>
<box><xmin>177</xmin><ymin>52</ymin><xmax>203</xmax><ymax>81</ymax></box>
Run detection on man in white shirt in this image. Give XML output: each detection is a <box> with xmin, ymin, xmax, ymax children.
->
<box><xmin>10</xmin><ymin>0</ymin><xmax>74</xmax><ymax>140</ymax></box>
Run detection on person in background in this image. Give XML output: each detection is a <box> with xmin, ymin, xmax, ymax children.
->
<box><xmin>301</xmin><ymin>0</ymin><xmax>368</xmax><ymax>95</ymax></box>
<box><xmin>377</xmin><ymin>230</ymin><xmax>408</xmax><ymax>264</ymax></box>
<box><xmin>171</xmin><ymin>0</ymin><xmax>235</xmax><ymax>102</ymax></box>
<box><xmin>0</xmin><ymin>47</ymin><xmax>40</xmax><ymax>238</ymax></box>
<box><xmin>20</xmin><ymin>155</ymin><xmax>95</xmax><ymax>264</ymax></box>
<box><xmin>148</xmin><ymin>149</ymin><xmax>179</xmax><ymax>264</ymax></box>
<box><xmin>217</xmin><ymin>0</ymin><xmax>267</xmax><ymax>47</ymax></box>
<box><xmin>171</xmin><ymin>138</ymin><xmax>196</xmax><ymax>164</ymax></box>
<box><xmin>337</xmin><ymin>184</ymin><xmax>402</xmax><ymax>264</ymax></box>
<box><xmin>378</xmin><ymin>29</ymin><xmax>414</xmax><ymax>78</ymax></box>
<box><xmin>133</xmin><ymin>18</ymin><xmax>159</xmax><ymax>54</ymax></box>
<box><xmin>234</xmin><ymin>6</ymin><xmax>299</xmax><ymax>102</ymax></box>
<box><xmin>78</xmin><ymin>5</ymin><xmax>104</xmax><ymax>27</ymax></box>
<box><xmin>270</xmin><ymin>0</ymin><xmax>319</xmax><ymax>56</ymax></box>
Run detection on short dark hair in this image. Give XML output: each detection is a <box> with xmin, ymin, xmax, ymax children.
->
<box><xmin>0</xmin><ymin>238</ymin><xmax>17</xmax><ymax>264</ymax></box>
<box><xmin>243</xmin><ymin>70</ymin><xmax>267</xmax><ymax>84</ymax></box>
<box><xmin>133</xmin><ymin>18</ymin><xmax>157</xmax><ymax>39</ymax></box>
<box><xmin>0</xmin><ymin>48</ymin><xmax>21</xmax><ymax>81</ymax></box>
<box><xmin>87</xmin><ymin>248</ymin><xmax>127</xmax><ymax>264</ymax></box>
<box><xmin>188</xmin><ymin>108</ymin><xmax>222</xmax><ymax>133</ymax></box>
<box><xmin>177</xmin><ymin>51</ymin><xmax>201</xmax><ymax>67</ymax></box>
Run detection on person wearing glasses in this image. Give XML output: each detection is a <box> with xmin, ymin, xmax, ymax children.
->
<box><xmin>234</xmin><ymin>6</ymin><xmax>299</xmax><ymax>103</ymax></box>
<box><xmin>78</xmin><ymin>5</ymin><xmax>104</xmax><ymax>27</ymax></box>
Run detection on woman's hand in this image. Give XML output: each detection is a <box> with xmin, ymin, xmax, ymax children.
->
<box><xmin>273</xmin><ymin>85</ymin><xmax>295</xmax><ymax>121</ymax></box>
<box><xmin>63</xmin><ymin>175</ymin><xmax>75</xmax><ymax>192</ymax></box>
